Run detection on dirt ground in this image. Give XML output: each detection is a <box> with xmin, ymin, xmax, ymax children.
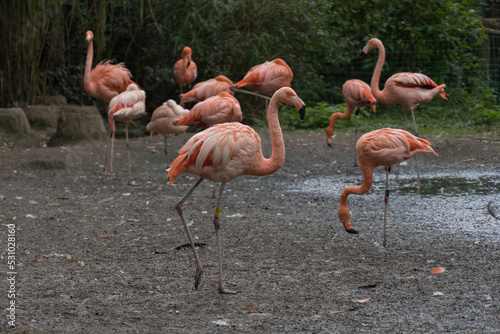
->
<box><xmin>0</xmin><ymin>128</ymin><xmax>499</xmax><ymax>333</ymax></box>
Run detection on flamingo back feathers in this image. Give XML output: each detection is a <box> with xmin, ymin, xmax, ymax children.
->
<box><xmin>167</xmin><ymin>123</ymin><xmax>261</xmax><ymax>184</ymax></box>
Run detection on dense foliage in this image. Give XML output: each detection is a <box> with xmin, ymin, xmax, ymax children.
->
<box><xmin>0</xmin><ymin>0</ymin><xmax>498</xmax><ymax>131</ymax></box>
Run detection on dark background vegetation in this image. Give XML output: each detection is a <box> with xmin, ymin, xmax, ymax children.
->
<box><xmin>1</xmin><ymin>0</ymin><xmax>499</xmax><ymax>134</ymax></box>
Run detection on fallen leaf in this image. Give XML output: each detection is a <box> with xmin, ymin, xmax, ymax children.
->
<box><xmin>433</xmin><ymin>291</ymin><xmax>444</xmax><ymax>296</ymax></box>
<box><xmin>77</xmin><ymin>195</ymin><xmax>87</xmax><ymax>199</ymax></box>
<box><xmin>430</xmin><ymin>267</ymin><xmax>445</xmax><ymax>274</ymax></box>
<box><xmin>355</xmin><ymin>298</ymin><xmax>371</xmax><ymax>303</ymax></box>
<box><xmin>102</xmin><ymin>234</ymin><xmax>107</xmax><ymax>238</ymax></box>
<box><xmin>66</xmin><ymin>254</ymin><xmax>71</xmax><ymax>260</ymax></box>
<box><xmin>77</xmin><ymin>261</ymin><xmax>85</xmax><ymax>267</ymax></box>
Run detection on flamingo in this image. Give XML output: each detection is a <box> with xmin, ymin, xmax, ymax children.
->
<box><xmin>83</xmin><ymin>30</ymin><xmax>137</xmax><ymax>175</ymax></box>
<box><xmin>108</xmin><ymin>84</ymin><xmax>147</xmax><ymax>185</ymax></box>
<box><xmin>146</xmin><ymin>100</ymin><xmax>189</xmax><ymax>166</ymax></box>
<box><xmin>337</xmin><ymin>128</ymin><xmax>438</xmax><ymax>246</ymax></box>
<box><xmin>179</xmin><ymin>75</ymin><xmax>234</xmax><ymax>107</ymax></box>
<box><xmin>167</xmin><ymin>87</ymin><xmax>305</xmax><ymax>294</ymax></box>
<box><xmin>326</xmin><ymin>79</ymin><xmax>376</xmax><ymax>166</ymax></box>
<box><xmin>173</xmin><ymin>91</ymin><xmax>243</xmax><ymax>197</ymax></box>
<box><xmin>232</xmin><ymin>58</ymin><xmax>293</xmax><ymax>97</ymax></box>
<box><xmin>173</xmin><ymin>46</ymin><xmax>197</xmax><ymax>93</ymax></box>
<box><xmin>362</xmin><ymin>38</ymin><xmax>448</xmax><ymax>137</ymax></box>
<box><xmin>174</xmin><ymin>91</ymin><xmax>242</xmax><ymax>129</ymax></box>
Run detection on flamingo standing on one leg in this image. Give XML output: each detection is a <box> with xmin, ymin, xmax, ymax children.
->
<box><xmin>174</xmin><ymin>46</ymin><xmax>197</xmax><ymax>93</ymax></box>
<box><xmin>179</xmin><ymin>75</ymin><xmax>234</xmax><ymax>107</ymax></box>
<box><xmin>83</xmin><ymin>30</ymin><xmax>137</xmax><ymax>175</ymax></box>
<box><xmin>326</xmin><ymin>79</ymin><xmax>376</xmax><ymax>166</ymax></box>
<box><xmin>362</xmin><ymin>38</ymin><xmax>448</xmax><ymax>137</ymax></box>
<box><xmin>167</xmin><ymin>87</ymin><xmax>305</xmax><ymax>294</ymax></box>
<box><xmin>108</xmin><ymin>84</ymin><xmax>147</xmax><ymax>185</ymax></box>
<box><xmin>146</xmin><ymin>100</ymin><xmax>189</xmax><ymax>167</ymax></box>
<box><xmin>337</xmin><ymin>128</ymin><xmax>438</xmax><ymax>247</ymax></box>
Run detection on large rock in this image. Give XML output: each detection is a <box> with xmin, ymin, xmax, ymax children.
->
<box><xmin>0</xmin><ymin>108</ymin><xmax>31</xmax><ymax>135</ymax></box>
<box><xmin>24</xmin><ymin>105</ymin><xmax>60</xmax><ymax>131</ymax></box>
<box><xmin>48</xmin><ymin>105</ymin><xmax>107</xmax><ymax>146</ymax></box>
<box><xmin>0</xmin><ymin>107</ymin><xmax>38</xmax><ymax>147</ymax></box>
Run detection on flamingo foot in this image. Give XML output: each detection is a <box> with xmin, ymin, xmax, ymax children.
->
<box><xmin>218</xmin><ymin>285</ymin><xmax>237</xmax><ymax>294</ymax></box>
<box><xmin>353</xmin><ymin>163</ymin><xmax>359</xmax><ymax>167</ymax></box>
<box><xmin>346</xmin><ymin>228</ymin><xmax>359</xmax><ymax>234</ymax></box>
<box><xmin>128</xmin><ymin>180</ymin><xmax>138</xmax><ymax>186</ymax></box>
<box><xmin>194</xmin><ymin>265</ymin><xmax>204</xmax><ymax>290</ymax></box>
<box><xmin>97</xmin><ymin>169</ymin><xmax>115</xmax><ymax>175</ymax></box>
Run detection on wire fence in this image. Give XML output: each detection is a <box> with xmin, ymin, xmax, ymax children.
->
<box><xmin>316</xmin><ymin>35</ymin><xmax>500</xmax><ymax>105</ymax></box>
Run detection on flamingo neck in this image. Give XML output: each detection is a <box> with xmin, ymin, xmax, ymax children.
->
<box><xmin>84</xmin><ymin>39</ymin><xmax>94</xmax><ymax>94</ymax></box>
<box><xmin>326</xmin><ymin>105</ymin><xmax>354</xmax><ymax>140</ymax></box>
<box><xmin>338</xmin><ymin>166</ymin><xmax>374</xmax><ymax>231</ymax></box>
<box><xmin>370</xmin><ymin>41</ymin><xmax>385</xmax><ymax>101</ymax></box>
<box><xmin>250</xmin><ymin>98</ymin><xmax>285</xmax><ymax>176</ymax></box>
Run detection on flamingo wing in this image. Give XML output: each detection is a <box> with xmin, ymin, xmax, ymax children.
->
<box><xmin>92</xmin><ymin>61</ymin><xmax>135</xmax><ymax>95</ymax></box>
<box><xmin>343</xmin><ymin>79</ymin><xmax>376</xmax><ymax>110</ymax></box>
<box><xmin>167</xmin><ymin>122</ymin><xmax>260</xmax><ymax>184</ymax></box>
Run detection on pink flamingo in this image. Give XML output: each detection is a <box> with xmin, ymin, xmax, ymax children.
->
<box><xmin>167</xmin><ymin>87</ymin><xmax>305</xmax><ymax>294</ymax></box>
<box><xmin>179</xmin><ymin>75</ymin><xmax>234</xmax><ymax>107</ymax></box>
<box><xmin>338</xmin><ymin>128</ymin><xmax>438</xmax><ymax>246</ymax></box>
<box><xmin>362</xmin><ymin>38</ymin><xmax>448</xmax><ymax>137</ymax></box>
<box><xmin>83</xmin><ymin>30</ymin><xmax>137</xmax><ymax>175</ymax></box>
<box><xmin>173</xmin><ymin>46</ymin><xmax>197</xmax><ymax>93</ymax></box>
<box><xmin>326</xmin><ymin>79</ymin><xmax>376</xmax><ymax>166</ymax></box>
<box><xmin>174</xmin><ymin>92</ymin><xmax>242</xmax><ymax>129</ymax></box>
<box><xmin>108</xmin><ymin>84</ymin><xmax>147</xmax><ymax>185</ymax></box>
<box><xmin>146</xmin><ymin>100</ymin><xmax>189</xmax><ymax>166</ymax></box>
<box><xmin>233</xmin><ymin>58</ymin><xmax>293</xmax><ymax>96</ymax></box>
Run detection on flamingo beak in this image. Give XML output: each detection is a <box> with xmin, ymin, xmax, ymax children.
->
<box><xmin>298</xmin><ymin>105</ymin><xmax>305</xmax><ymax>121</ymax></box>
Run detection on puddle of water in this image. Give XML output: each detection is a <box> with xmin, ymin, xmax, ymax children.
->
<box><xmin>288</xmin><ymin>172</ymin><xmax>500</xmax><ymax>198</ymax></box>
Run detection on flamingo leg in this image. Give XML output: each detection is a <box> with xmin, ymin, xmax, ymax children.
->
<box><xmin>353</xmin><ymin>109</ymin><xmax>359</xmax><ymax>167</ymax></box>
<box><xmin>410</xmin><ymin>109</ymin><xmax>422</xmax><ymax>184</ymax></box>
<box><xmin>125</xmin><ymin>123</ymin><xmax>137</xmax><ymax>186</ymax></box>
<box><xmin>175</xmin><ymin>177</ymin><xmax>205</xmax><ymax>290</ymax></box>
<box><xmin>164</xmin><ymin>134</ymin><xmax>169</xmax><ymax>167</ymax></box>
<box><xmin>383</xmin><ymin>167</ymin><xmax>390</xmax><ymax>247</ymax></box>
<box><xmin>213</xmin><ymin>182</ymin><xmax>237</xmax><ymax>294</ymax></box>
<box><xmin>108</xmin><ymin>126</ymin><xmax>116</xmax><ymax>175</ymax></box>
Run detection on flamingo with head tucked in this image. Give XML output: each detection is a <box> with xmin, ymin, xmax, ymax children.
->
<box><xmin>326</xmin><ymin>79</ymin><xmax>376</xmax><ymax>166</ymax></box>
<box><xmin>338</xmin><ymin>128</ymin><xmax>438</xmax><ymax>246</ymax></box>
<box><xmin>108</xmin><ymin>84</ymin><xmax>147</xmax><ymax>185</ymax></box>
<box><xmin>167</xmin><ymin>87</ymin><xmax>305</xmax><ymax>294</ymax></box>
<box><xmin>146</xmin><ymin>100</ymin><xmax>189</xmax><ymax>166</ymax></box>
<box><xmin>179</xmin><ymin>75</ymin><xmax>234</xmax><ymax>107</ymax></box>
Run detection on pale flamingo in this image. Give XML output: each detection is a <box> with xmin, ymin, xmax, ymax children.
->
<box><xmin>146</xmin><ymin>100</ymin><xmax>189</xmax><ymax>166</ymax></box>
<box><xmin>174</xmin><ymin>91</ymin><xmax>242</xmax><ymax>129</ymax></box>
<box><xmin>337</xmin><ymin>128</ymin><xmax>438</xmax><ymax>246</ymax></box>
<box><xmin>362</xmin><ymin>38</ymin><xmax>448</xmax><ymax>137</ymax></box>
<box><xmin>326</xmin><ymin>79</ymin><xmax>376</xmax><ymax>166</ymax></box>
<box><xmin>173</xmin><ymin>46</ymin><xmax>197</xmax><ymax>93</ymax></box>
<box><xmin>83</xmin><ymin>30</ymin><xmax>137</xmax><ymax>174</ymax></box>
<box><xmin>179</xmin><ymin>75</ymin><xmax>234</xmax><ymax>107</ymax></box>
<box><xmin>167</xmin><ymin>87</ymin><xmax>305</xmax><ymax>294</ymax></box>
<box><xmin>108</xmin><ymin>84</ymin><xmax>147</xmax><ymax>185</ymax></box>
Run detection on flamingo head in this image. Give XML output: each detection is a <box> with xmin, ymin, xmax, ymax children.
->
<box><xmin>338</xmin><ymin>206</ymin><xmax>359</xmax><ymax>234</ymax></box>
<box><xmin>182</xmin><ymin>46</ymin><xmax>193</xmax><ymax>67</ymax></box>
<box><xmin>86</xmin><ymin>31</ymin><xmax>94</xmax><ymax>42</ymax></box>
<box><xmin>362</xmin><ymin>38</ymin><xmax>382</xmax><ymax>55</ymax></box>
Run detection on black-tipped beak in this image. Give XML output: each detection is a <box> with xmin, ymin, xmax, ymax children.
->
<box><xmin>360</xmin><ymin>49</ymin><xmax>368</xmax><ymax>59</ymax></box>
<box><xmin>327</xmin><ymin>143</ymin><xmax>333</xmax><ymax>148</ymax></box>
<box><xmin>230</xmin><ymin>85</ymin><xmax>236</xmax><ymax>91</ymax></box>
<box><xmin>346</xmin><ymin>228</ymin><xmax>359</xmax><ymax>234</ymax></box>
<box><xmin>298</xmin><ymin>105</ymin><xmax>305</xmax><ymax>121</ymax></box>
